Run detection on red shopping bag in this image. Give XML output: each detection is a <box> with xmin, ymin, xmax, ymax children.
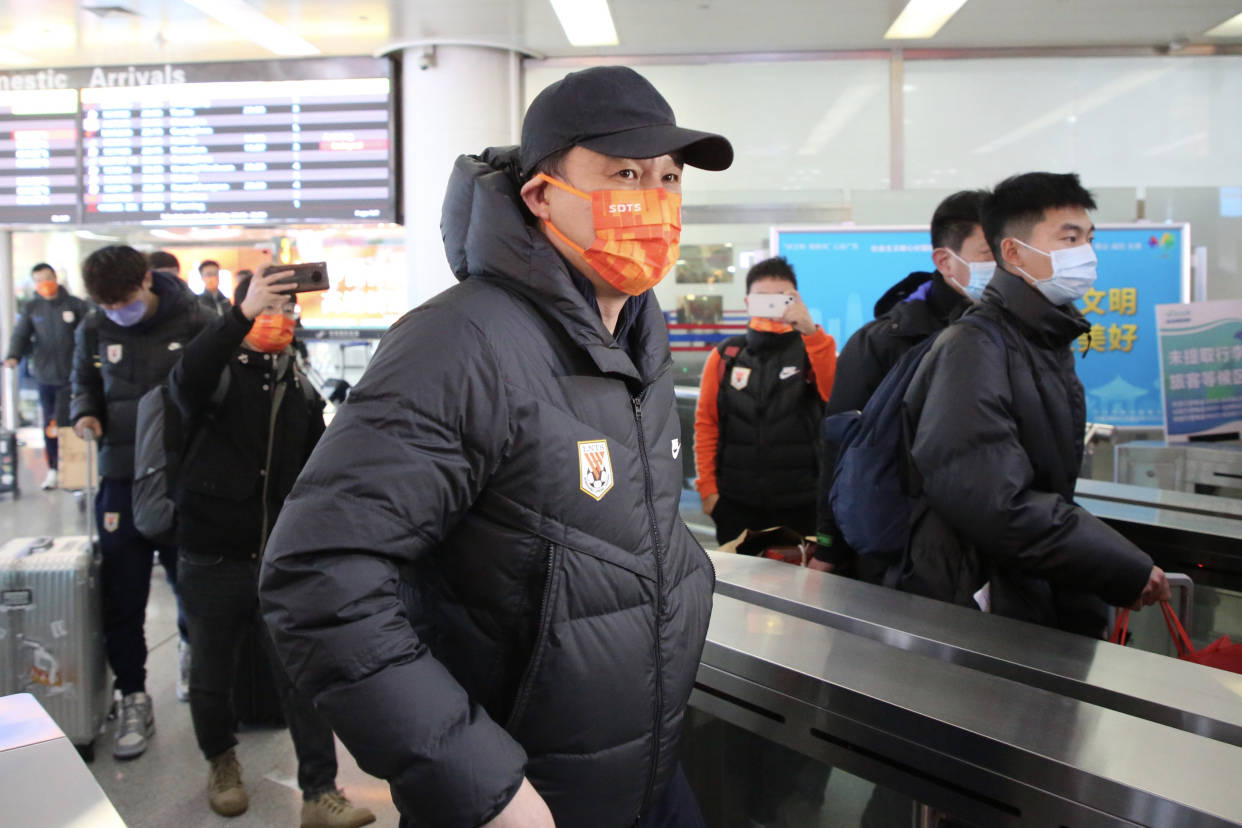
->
<box><xmin>1112</xmin><ymin>601</ymin><xmax>1242</xmax><ymax>675</ymax></box>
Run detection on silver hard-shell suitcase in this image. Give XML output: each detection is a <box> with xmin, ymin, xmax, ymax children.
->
<box><xmin>0</xmin><ymin>433</ymin><xmax>109</xmax><ymax>760</ymax></box>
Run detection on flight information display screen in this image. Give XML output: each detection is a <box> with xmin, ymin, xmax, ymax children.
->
<box><xmin>0</xmin><ymin>88</ymin><xmax>80</xmax><ymax>224</ymax></box>
<box><xmin>78</xmin><ymin>57</ymin><xmax>395</xmax><ymax>225</ymax></box>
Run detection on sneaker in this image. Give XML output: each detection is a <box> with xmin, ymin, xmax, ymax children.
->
<box><xmin>207</xmin><ymin>748</ymin><xmax>249</xmax><ymax>817</ymax></box>
<box><xmin>41</xmin><ymin>469</ymin><xmax>57</xmax><ymax>490</ymax></box>
<box><xmin>301</xmin><ymin>789</ymin><xmax>376</xmax><ymax>828</ymax></box>
<box><xmin>177</xmin><ymin>640</ymin><xmax>191</xmax><ymax>702</ymax></box>
<box><xmin>113</xmin><ymin>691</ymin><xmax>154</xmax><ymax>759</ymax></box>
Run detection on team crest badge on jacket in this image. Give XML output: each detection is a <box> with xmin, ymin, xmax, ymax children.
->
<box><xmin>103</xmin><ymin>512</ymin><xmax>120</xmax><ymax>533</ymax></box>
<box><xmin>730</xmin><ymin>366</ymin><xmax>751</xmax><ymax>390</ymax></box>
<box><xmin>578</xmin><ymin>439</ymin><xmax>614</xmax><ymax>501</ymax></box>
<box><xmin>106</xmin><ymin>344</ymin><xmax>123</xmax><ymax>364</ymax></box>
<box><xmin>62</xmin><ymin>310</ymin><xmax>75</xmax><ymax>324</ymax></box>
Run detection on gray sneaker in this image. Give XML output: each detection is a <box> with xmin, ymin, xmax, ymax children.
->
<box><xmin>113</xmin><ymin>691</ymin><xmax>154</xmax><ymax>759</ymax></box>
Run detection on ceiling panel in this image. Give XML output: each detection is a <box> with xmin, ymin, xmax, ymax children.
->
<box><xmin>0</xmin><ymin>0</ymin><xmax>1238</xmax><ymax>67</ymax></box>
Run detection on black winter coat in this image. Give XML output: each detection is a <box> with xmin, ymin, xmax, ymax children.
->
<box><xmin>70</xmin><ymin>272</ymin><xmax>207</xmax><ymax>479</ymax></box>
<box><xmin>169</xmin><ymin>306</ymin><xmax>324</xmax><ymax>560</ymax></box>
<box><xmin>895</xmin><ymin>268</ymin><xmax>1152</xmax><ymax>636</ymax></box>
<box><xmin>827</xmin><ymin>273</ymin><xmax>969</xmax><ymax>416</ymax></box>
<box><xmin>715</xmin><ymin>329</ymin><xmax>822</xmax><ymax>509</ymax></box>
<box><xmin>197</xmin><ymin>289</ymin><xmax>232</xmax><ymax>317</ymax></box>
<box><xmin>259</xmin><ymin>146</ymin><xmax>715</xmax><ymax>828</ymax></box>
<box><xmin>6</xmin><ymin>287</ymin><xmax>88</xmax><ymax>385</ymax></box>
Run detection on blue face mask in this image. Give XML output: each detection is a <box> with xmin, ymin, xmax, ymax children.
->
<box><xmin>948</xmin><ymin>251</ymin><xmax>995</xmax><ymax>302</ymax></box>
<box><xmin>104</xmin><ymin>297</ymin><xmax>147</xmax><ymax>327</ymax></box>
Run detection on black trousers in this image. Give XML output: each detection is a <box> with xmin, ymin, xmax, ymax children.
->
<box><xmin>711</xmin><ymin>494</ymin><xmax>816</xmax><ymax>547</ymax></box>
<box><xmin>96</xmin><ymin>478</ymin><xmax>183</xmax><ymax>694</ymax></box>
<box><xmin>36</xmin><ymin>383</ymin><xmax>60</xmax><ymax>469</ymax></box>
<box><xmin>177</xmin><ymin>551</ymin><xmax>338</xmax><ymax>798</ymax></box>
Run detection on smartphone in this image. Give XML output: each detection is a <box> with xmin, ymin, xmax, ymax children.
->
<box><xmin>748</xmin><ymin>293</ymin><xmax>794</xmax><ymax>319</ymax></box>
<box><xmin>273</xmin><ymin>261</ymin><xmax>330</xmax><ymax>293</ymax></box>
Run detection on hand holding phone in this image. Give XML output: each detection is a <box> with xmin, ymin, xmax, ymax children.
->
<box><xmin>748</xmin><ymin>293</ymin><xmax>795</xmax><ymax>319</ymax></box>
<box><xmin>273</xmin><ymin>261</ymin><xmax>330</xmax><ymax>293</ymax></box>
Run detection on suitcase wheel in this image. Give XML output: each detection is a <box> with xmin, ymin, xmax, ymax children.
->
<box><xmin>76</xmin><ymin>739</ymin><xmax>96</xmax><ymax>763</ymax></box>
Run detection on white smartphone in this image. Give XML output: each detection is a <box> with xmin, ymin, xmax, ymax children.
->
<box><xmin>748</xmin><ymin>293</ymin><xmax>794</xmax><ymax>319</ymax></box>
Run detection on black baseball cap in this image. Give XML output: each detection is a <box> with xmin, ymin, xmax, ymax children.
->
<box><xmin>519</xmin><ymin>66</ymin><xmax>733</xmax><ymax>178</ymax></box>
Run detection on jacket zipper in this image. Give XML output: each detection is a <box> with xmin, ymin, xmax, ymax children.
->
<box><xmin>505</xmin><ymin>542</ymin><xmax>558</xmax><ymax>732</ymax></box>
<box><xmin>632</xmin><ymin>392</ymin><xmax>665</xmax><ymax>819</ymax></box>
<box><xmin>258</xmin><ymin>358</ymin><xmax>287</xmax><ymax>557</ymax></box>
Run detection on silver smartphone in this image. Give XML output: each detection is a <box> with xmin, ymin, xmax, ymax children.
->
<box><xmin>748</xmin><ymin>293</ymin><xmax>794</xmax><ymax>318</ymax></box>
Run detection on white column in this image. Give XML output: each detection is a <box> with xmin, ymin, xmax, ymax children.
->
<box><xmin>0</xmin><ymin>231</ymin><xmax>17</xmax><ymax>431</ymax></box>
<box><xmin>396</xmin><ymin>44</ymin><xmax>523</xmax><ymax>309</ymax></box>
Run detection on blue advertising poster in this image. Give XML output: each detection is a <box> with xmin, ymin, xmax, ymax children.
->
<box><xmin>1155</xmin><ymin>300</ymin><xmax>1242</xmax><ymax>439</ymax></box>
<box><xmin>773</xmin><ymin>223</ymin><xmax>1189</xmax><ymax>427</ymax></box>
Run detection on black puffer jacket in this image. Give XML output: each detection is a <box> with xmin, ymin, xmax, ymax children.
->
<box><xmin>169</xmin><ymin>306</ymin><xmax>324</xmax><ymax>560</ymax></box>
<box><xmin>70</xmin><ymin>272</ymin><xmax>207</xmax><ymax>479</ymax></box>
<box><xmin>827</xmin><ymin>273</ymin><xmax>969</xmax><ymax>416</ymax></box>
<box><xmin>197</xmin><ymin>289</ymin><xmax>232</xmax><ymax>317</ymax></box>
<box><xmin>894</xmin><ymin>268</ymin><xmax>1152</xmax><ymax>636</ymax></box>
<box><xmin>6</xmin><ymin>286</ymin><xmax>88</xmax><ymax>385</ymax></box>
<box><xmin>715</xmin><ymin>329</ymin><xmax>823</xmax><ymax>509</ymax></box>
<box><xmin>259</xmin><ymin>146</ymin><xmax>715</xmax><ymax>828</ymax></box>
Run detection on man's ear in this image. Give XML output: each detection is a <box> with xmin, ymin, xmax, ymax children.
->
<box><xmin>142</xmin><ymin>270</ymin><xmax>153</xmax><ymax>290</ymax></box>
<box><xmin>520</xmin><ymin>176</ymin><xmax>552</xmax><ymax>221</ymax></box>
<box><xmin>930</xmin><ymin>248</ymin><xmax>955</xmax><ymax>280</ymax></box>
<box><xmin>1000</xmin><ymin>237</ymin><xmax>1023</xmax><ymax>270</ymax></box>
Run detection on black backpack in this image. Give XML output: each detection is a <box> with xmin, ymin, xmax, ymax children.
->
<box><xmin>821</xmin><ymin>315</ymin><xmax>1005</xmax><ymax>577</ymax></box>
<box><xmin>132</xmin><ymin>372</ymin><xmax>228</xmax><ymax>547</ymax></box>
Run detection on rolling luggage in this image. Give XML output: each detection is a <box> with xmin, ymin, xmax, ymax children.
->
<box><xmin>0</xmin><ymin>433</ymin><xmax>108</xmax><ymax>760</ymax></box>
<box><xmin>0</xmin><ymin>536</ymin><xmax>110</xmax><ymax>759</ymax></box>
<box><xmin>232</xmin><ymin>625</ymin><xmax>285</xmax><ymax>729</ymax></box>
<box><xmin>0</xmin><ymin>428</ymin><xmax>18</xmax><ymax>498</ymax></box>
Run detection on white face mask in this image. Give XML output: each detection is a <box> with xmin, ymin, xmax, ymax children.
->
<box><xmin>1011</xmin><ymin>239</ymin><xmax>1098</xmax><ymax>305</ymax></box>
<box><xmin>947</xmin><ymin>251</ymin><xmax>995</xmax><ymax>303</ymax></box>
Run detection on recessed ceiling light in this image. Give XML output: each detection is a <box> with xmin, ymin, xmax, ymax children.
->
<box><xmin>183</xmin><ymin>0</ymin><xmax>320</xmax><ymax>56</ymax></box>
<box><xmin>1206</xmin><ymin>12</ymin><xmax>1242</xmax><ymax>37</ymax></box>
<box><xmin>549</xmin><ymin>0</ymin><xmax>619</xmax><ymax>47</ymax></box>
<box><xmin>884</xmin><ymin>0</ymin><xmax>970</xmax><ymax>40</ymax></box>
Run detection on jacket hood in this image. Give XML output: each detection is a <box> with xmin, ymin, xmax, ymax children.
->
<box><xmin>441</xmin><ymin>145</ymin><xmax>671</xmax><ymax>386</ymax></box>
<box><xmin>982</xmin><ymin>268</ymin><xmax>1090</xmax><ymax>350</ymax></box>
<box><xmin>873</xmin><ymin>271</ymin><xmax>933</xmax><ymax>318</ymax></box>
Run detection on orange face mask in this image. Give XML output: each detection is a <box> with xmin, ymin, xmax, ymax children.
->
<box><xmin>537</xmin><ymin>173</ymin><xmax>682</xmax><ymax>296</ymax></box>
<box><xmin>749</xmin><ymin>317</ymin><xmax>794</xmax><ymax>334</ymax></box>
<box><xmin>244</xmin><ymin>314</ymin><xmax>295</xmax><ymax>354</ymax></box>
<box><xmin>35</xmin><ymin>281</ymin><xmax>58</xmax><ymax>299</ymax></box>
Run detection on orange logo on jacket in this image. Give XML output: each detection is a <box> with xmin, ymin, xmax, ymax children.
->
<box><xmin>578</xmin><ymin>439</ymin><xmax>614</xmax><ymax>501</ymax></box>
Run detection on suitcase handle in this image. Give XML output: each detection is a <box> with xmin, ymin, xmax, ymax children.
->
<box><xmin>82</xmin><ymin>430</ymin><xmax>98</xmax><ymax>550</ymax></box>
<box><xmin>17</xmin><ymin>537</ymin><xmax>53</xmax><ymax>558</ymax></box>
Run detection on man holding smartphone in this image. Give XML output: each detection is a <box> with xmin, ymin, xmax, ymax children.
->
<box><xmin>693</xmin><ymin>256</ymin><xmax>837</xmax><ymax>546</ymax></box>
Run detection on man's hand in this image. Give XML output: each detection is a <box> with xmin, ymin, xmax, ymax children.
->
<box><xmin>1130</xmin><ymin>565</ymin><xmax>1172</xmax><ymax>610</ymax></box>
<box><xmin>482</xmin><ymin>778</ymin><xmax>555</xmax><ymax>828</ymax></box>
<box><xmin>782</xmin><ymin>291</ymin><xmax>816</xmax><ymax>335</ymax></box>
<box><xmin>807</xmin><ymin>557</ymin><xmax>835</xmax><ymax>573</ymax></box>
<box><xmin>74</xmin><ymin>416</ymin><xmax>103</xmax><ymax>440</ymax></box>
<box><xmin>3</xmin><ymin>358</ymin><xmax>16</xmax><ymax>369</ymax></box>
<box><xmin>240</xmin><ymin>265</ymin><xmax>298</xmax><ymax>321</ymax></box>
<box><xmin>701</xmin><ymin>492</ymin><xmax>719</xmax><ymax>518</ymax></box>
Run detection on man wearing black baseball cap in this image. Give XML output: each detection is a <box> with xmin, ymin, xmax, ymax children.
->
<box><xmin>261</xmin><ymin>66</ymin><xmax>733</xmax><ymax>828</ymax></box>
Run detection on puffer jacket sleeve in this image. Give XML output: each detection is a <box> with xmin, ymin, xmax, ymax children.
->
<box><xmin>69</xmin><ymin>312</ymin><xmax>104</xmax><ymax>427</ymax></box>
<box><xmin>906</xmin><ymin>322</ymin><xmax>1152</xmax><ymax>607</ymax></box>
<box><xmin>5</xmin><ymin>306</ymin><xmax>33</xmax><ymax>363</ymax></box>
<box><xmin>826</xmin><ymin>321</ymin><xmax>886</xmax><ymax>415</ymax></box>
<box><xmin>259</xmin><ymin>300</ymin><xmax>526</xmax><ymax>828</ymax></box>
